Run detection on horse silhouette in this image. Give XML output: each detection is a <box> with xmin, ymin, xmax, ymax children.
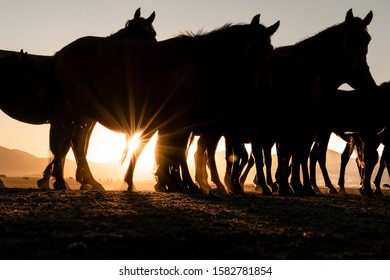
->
<box><xmin>153</xmin><ymin>18</ymin><xmax>279</xmax><ymax>195</ymax></box>
<box><xmin>192</xmin><ymin>9</ymin><xmax>375</xmax><ymax>197</ymax></box>
<box><xmin>254</xmin><ymin>9</ymin><xmax>376</xmax><ymax>196</ymax></box>
<box><xmin>0</xmin><ymin>8</ymin><xmax>156</xmax><ymax>190</ymax></box>
<box><xmin>315</xmin><ymin>82</ymin><xmax>390</xmax><ymax>197</ymax></box>
<box><xmin>54</xmin><ymin>14</ymin><xmax>280</xmax><ymax>191</ymax></box>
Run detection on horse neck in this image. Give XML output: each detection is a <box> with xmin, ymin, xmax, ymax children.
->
<box><xmin>0</xmin><ymin>49</ymin><xmax>18</xmax><ymax>58</ymax></box>
<box><xmin>289</xmin><ymin>25</ymin><xmax>348</xmax><ymax>87</ymax></box>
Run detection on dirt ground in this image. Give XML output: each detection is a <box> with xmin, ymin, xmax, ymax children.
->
<box><xmin>0</xmin><ymin>183</ymin><xmax>390</xmax><ymax>260</ymax></box>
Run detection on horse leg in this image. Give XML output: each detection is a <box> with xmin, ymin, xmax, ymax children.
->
<box><xmin>239</xmin><ymin>151</ymin><xmax>254</xmax><ymax>187</ymax></box>
<box><xmin>299</xmin><ymin>143</ymin><xmax>316</xmax><ymax>196</ymax></box>
<box><xmin>309</xmin><ymin>131</ymin><xmax>335</xmax><ymax>193</ymax></box>
<box><xmin>206</xmin><ymin>135</ymin><xmax>227</xmax><ymax>194</ymax></box>
<box><xmin>179</xmin><ymin>133</ymin><xmax>200</xmax><ymax>193</ymax></box>
<box><xmin>338</xmin><ymin>142</ymin><xmax>353</xmax><ymax>193</ymax></box>
<box><xmin>229</xmin><ymin>136</ymin><xmax>245</xmax><ymax>194</ymax></box>
<box><xmin>359</xmin><ymin>142</ymin><xmax>378</xmax><ymax>198</ymax></box>
<box><xmin>234</xmin><ymin>144</ymin><xmax>249</xmax><ymax>189</ymax></box>
<box><xmin>373</xmin><ymin>142</ymin><xmax>388</xmax><ymax>196</ymax></box>
<box><xmin>309</xmin><ymin>140</ymin><xmax>320</xmax><ymax>191</ymax></box>
<box><xmin>239</xmin><ymin>146</ymin><xmax>249</xmax><ymax>175</ymax></box>
<box><xmin>382</xmin><ymin>144</ymin><xmax>390</xmax><ymax>189</ymax></box>
<box><xmin>290</xmin><ymin>154</ymin><xmax>304</xmax><ymax>195</ymax></box>
<box><xmin>153</xmin><ymin>135</ymin><xmax>168</xmax><ymax>192</ymax></box>
<box><xmin>251</xmin><ymin>142</ymin><xmax>272</xmax><ymax>195</ymax></box>
<box><xmin>290</xmin><ymin>135</ymin><xmax>309</xmax><ymax>195</ymax></box>
<box><xmin>49</xmin><ymin>121</ymin><xmax>72</xmax><ymax>190</ymax></box>
<box><xmin>373</xmin><ymin>156</ymin><xmax>385</xmax><ymax>195</ymax></box>
<box><xmin>223</xmin><ymin>136</ymin><xmax>233</xmax><ymax>190</ymax></box>
<box><xmin>125</xmin><ymin>133</ymin><xmax>150</xmax><ymax>191</ymax></box>
<box><xmin>0</xmin><ymin>179</ymin><xmax>5</xmax><ymax>188</ymax></box>
<box><xmin>194</xmin><ymin>135</ymin><xmax>213</xmax><ymax>193</ymax></box>
<box><xmin>264</xmin><ymin>141</ymin><xmax>277</xmax><ymax>192</ymax></box>
<box><xmin>71</xmin><ymin>120</ymin><xmax>105</xmax><ymax>191</ymax></box>
<box><xmin>275</xmin><ymin>142</ymin><xmax>294</xmax><ymax>196</ymax></box>
<box><xmin>37</xmin><ymin>159</ymin><xmax>53</xmax><ymax>190</ymax></box>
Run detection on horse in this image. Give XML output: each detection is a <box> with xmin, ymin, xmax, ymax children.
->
<box><xmin>310</xmin><ymin>127</ymin><xmax>387</xmax><ymax>195</ymax></box>
<box><xmin>153</xmin><ymin>19</ymin><xmax>280</xmax><ymax>195</ymax></box>
<box><xmin>53</xmin><ymin>14</ymin><xmax>280</xmax><ymax>191</ymax></box>
<box><xmin>372</xmin><ymin>130</ymin><xmax>390</xmax><ymax>191</ymax></box>
<box><xmin>309</xmin><ymin>129</ymin><xmax>363</xmax><ymax>193</ymax></box>
<box><xmin>315</xmin><ymin>82</ymin><xmax>390</xmax><ymax>196</ymax></box>
<box><xmin>0</xmin><ymin>8</ymin><xmax>156</xmax><ymax>190</ymax></box>
<box><xmin>250</xmin><ymin>9</ymin><xmax>376</xmax><ymax>197</ymax></box>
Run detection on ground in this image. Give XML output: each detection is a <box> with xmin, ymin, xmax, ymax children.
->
<box><xmin>0</xmin><ymin>183</ymin><xmax>389</xmax><ymax>260</ymax></box>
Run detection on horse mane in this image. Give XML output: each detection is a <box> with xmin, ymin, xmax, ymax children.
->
<box><xmin>294</xmin><ymin>23</ymin><xmax>345</xmax><ymax>50</ymax></box>
<box><xmin>178</xmin><ymin>23</ymin><xmax>237</xmax><ymax>38</ymax></box>
<box><xmin>294</xmin><ymin>16</ymin><xmax>371</xmax><ymax>52</ymax></box>
<box><xmin>380</xmin><ymin>81</ymin><xmax>390</xmax><ymax>88</ymax></box>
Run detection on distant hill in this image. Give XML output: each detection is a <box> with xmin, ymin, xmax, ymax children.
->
<box><xmin>0</xmin><ymin>146</ymin><xmax>125</xmax><ymax>180</ymax></box>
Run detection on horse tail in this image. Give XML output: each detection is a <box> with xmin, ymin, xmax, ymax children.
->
<box><xmin>348</xmin><ymin>134</ymin><xmax>365</xmax><ymax>168</ymax></box>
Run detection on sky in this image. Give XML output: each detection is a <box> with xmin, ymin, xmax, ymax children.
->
<box><xmin>0</xmin><ymin>0</ymin><xmax>389</xmax><ymax>166</ymax></box>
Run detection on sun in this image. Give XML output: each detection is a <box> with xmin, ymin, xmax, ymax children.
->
<box><xmin>87</xmin><ymin>124</ymin><xmax>154</xmax><ymax>166</ymax></box>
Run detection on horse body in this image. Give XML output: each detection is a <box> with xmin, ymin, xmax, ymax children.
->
<box><xmin>54</xmin><ymin>16</ymin><xmax>280</xmax><ymax>190</ymax></box>
<box><xmin>0</xmin><ymin>50</ymin><xmax>57</xmax><ymax>124</ymax></box>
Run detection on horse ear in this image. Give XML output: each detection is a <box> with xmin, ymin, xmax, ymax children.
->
<box><xmin>363</xmin><ymin>10</ymin><xmax>373</xmax><ymax>26</ymax></box>
<box><xmin>267</xmin><ymin>21</ymin><xmax>280</xmax><ymax>36</ymax></box>
<box><xmin>345</xmin><ymin>8</ymin><xmax>353</xmax><ymax>23</ymax></box>
<box><xmin>134</xmin><ymin>8</ymin><xmax>141</xmax><ymax>19</ymax></box>
<box><xmin>250</xmin><ymin>14</ymin><xmax>260</xmax><ymax>25</ymax></box>
<box><xmin>147</xmin><ymin>11</ymin><xmax>156</xmax><ymax>24</ymax></box>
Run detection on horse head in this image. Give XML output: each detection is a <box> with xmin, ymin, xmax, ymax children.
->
<box><xmin>110</xmin><ymin>7</ymin><xmax>157</xmax><ymax>41</ymax></box>
<box><xmin>341</xmin><ymin>9</ymin><xmax>376</xmax><ymax>88</ymax></box>
<box><xmin>246</xmin><ymin>15</ymin><xmax>280</xmax><ymax>94</ymax></box>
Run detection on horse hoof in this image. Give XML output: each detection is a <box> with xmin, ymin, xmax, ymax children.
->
<box><xmin>328</xmin><ymin>188</ymin><xmax>338</xmax><ymax>194</ymax></box>
<box><xmin>217</xmin><ymin>186</ymin><xmax>227</xmax><ymax>195</ymax></box>
<box><xmin>374</xmin><ymin>189</ymin><xmax>384</xmax><ymax>197</ymax></box>
<box><xmin>92</xmin><ymin>185</ymin><xmax>105</xmax><ymax>191</ymax></box>
<box><xmin>87</xmin><ymin>182</ymin><xmax>105</xmax><ymax>191</ymax></box>
<box><xmin>302</xmin><ymin>187</ymin><xmax>316</xmax><ymax>196</ymax></box>
<box><xmin>154</xmin><ymin>183</ymin><xmax>167</xmax><ymax>192</ymax></box>
<box><xmin>37</xmin><ymin>178</ymin><xmax>50</xmax><ymax>190</ymax></box>
<box><xmin>231</xmin><ymin>184</ymin><xmax>244</xmax><ymax>195</ymax></box>
<box><xmin>208</xmin><ymin>188</ymin><xmax>224</xmax><ymax>197</ymax></box>
<box><xmin>359</xmin><ymin>187</ymin><xmax>374</xmax><ymax>198</ymax></box>
<box><xmin>278</xmin><ymin>184</ymin><xmax>294</xmax><ymax>196</ymax></box>
<box><xmin>327</xmin><ymin>185</ymin><xmax>338</xmax><ymax>194</ymax></box>
<box><xmin>312</xmin><ymin>185</ymin><xmax>321</xmax><ymax>193</ymax></box>
<box><xmin>80</xmin><ymin>184</ymin><xmax>93</xmax><ymax>191</ymax></box>
<box><xmin>187</xmin><ymin>185</ymin><xmax>201</xmax><ymax>194</ymax></box>
<box><xmin>291</xmin><ymin>183</ymin><xmax>304</xmax><ymax>195</ymax></box>
<box><xmin>271</xmin><ymin>182</ymin><xmax>279</xmax><ymax>193</ymax></box>
<box><xmin>339</xmin><ymin>188</ymin><xmax>346</xmax><ymax>194</ymax></box>
<box><xmin>261</xmin><ymin>186</ymin><xmax>273</xmax><ymax>196</ymax></box>
<box><xmin>53</xmin><ymin>181</ymin><xmax>71</xmax><ymax>190</ymax></box>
